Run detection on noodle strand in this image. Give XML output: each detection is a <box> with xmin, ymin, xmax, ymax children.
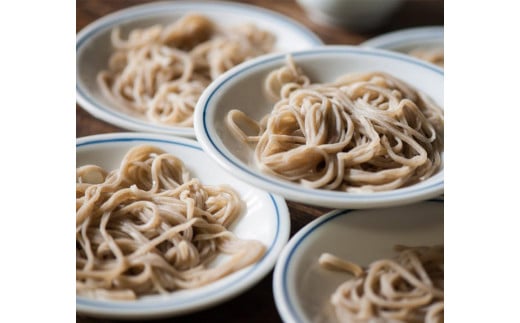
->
<box><xmin>76</xmin><ymin>145</ymin><xmax>265</xmax><ymax>299</ymax></box>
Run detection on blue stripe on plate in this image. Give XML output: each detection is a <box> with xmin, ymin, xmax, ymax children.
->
<box><xmin>370</xmin><ymin>32</ymin><xmax>443</xmax><ymax>49</ymax></box>
<box><xmin>76</xmin><ymin>1</ymin><xmax>322</xmax><ymax>133</ymax></box>
<box><xmin>76</xmin><ymin>136</ymin><xmax>200</xmax><ymax>150</ymax></box>
<box><xmin>76</xmin><ymin>1</ymin><xmax>322</xmax><ymax>50</ymax></box>
<box><xmin>360</xmin><ymin>27</ymin><xmax>443</xmax><ymax>50</ymax></box>
<box><xmin>202</xmin><ymin>48</ymin><xmax>443</xmax><ymax>200</ymax></box>
<box><xmin>280</xmin><ymin>199</ymin><xmax>444</xmax><ymax>322</ymax></box>
<box><xmin>76</xmin><ymin>136</ymin><xmax>282</xmax><ymax>311</ymax></box>
<box><xmin>76</xmin><ymin>87</ymin><xmax>194</xmax><ymax>133</ymax></box>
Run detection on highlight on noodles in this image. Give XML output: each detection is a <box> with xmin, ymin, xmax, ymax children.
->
<box><xmin>408</xmin><ymin>47</ymin><xmax>444</xmax><ymax>68</ymax></box>
<box><xmin>319</xmin><ymin>245</ymin><xmax>444</xmax><ymax>323</ymax></box>
<box><xmin>97</xmin><ymin>14</ymin><xmax>275</xmax><ymax>127</ymax></box>
<box><xmin>76</xmin><ymin>145</ymin><xmax>265</xmax><ymax>300</ymax></box>
<box><xmin>226</xmin><ymin>56</ymin><xmax>444</xmax><ymax>192</ymax></box>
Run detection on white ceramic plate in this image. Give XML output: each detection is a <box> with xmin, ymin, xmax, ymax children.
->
<box><xmin>361</xmin><ymin>26</ymin><xmax>443</xmax><ymax>56</ymax></box>
<box><xmin>194</xmin><ymin>46</ymin><xmax>444</xmax><ymax>209</ymax></box>
<box><xmin>273</xmin><ymin>199</ymin><xmax>444</xmax><ymax>323</ymax></box>
<box><xmin>76</xmin><ymin>132</ymin><xmax>290</xmax><ymax>319</ymax></box>
<box><xmin>76</xmin><ymin>1</ymin><xmax>323</xmax><ymax>138</ymax></box>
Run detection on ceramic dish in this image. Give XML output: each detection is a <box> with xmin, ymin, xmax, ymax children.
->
<box><xmin>76</xmin><ymin>132</ymin><xmax>290</xmax><ymax>319</ymax></box>
<box><xmin>76</xmin><ymin>1</ymin><xmax>323</xmax><ymax>138</ymax></box>
<box><xmin>296</xmin><ymin>0</ymin><xmax>404</xmax><ymax>31</ymax></box>
<box><xmin>361</xmin><ymin>26</ymin><xmax>443</xmax><ymax>60</ymax></box>
<box><xmin>273</xmin><ymin>199</ymin><xmax>444</xmax><ymax>323</ymax></box>
<box><xmin>194</xmin><ymin>46</ymin><xmax>444</xmax><ymax>209</ymax></box>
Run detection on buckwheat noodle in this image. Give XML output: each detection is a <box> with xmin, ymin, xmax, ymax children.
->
<box><xmin>408</xmin><ymin>47</ymin><xmax>444</xmax><ymax>68</ymax></box>
<box><xmin>226</xmin><ymin>56</ymin><xmax>444</xmax><ymax>192</ymax></box>
<box><xmin>97</xmin><ymin>14</ymin><xmax>275</xmax><ymax>126</ymax></box>
<box><xmin>319</xmin><ymin>245</ymin><xmax>444</xmax><ymax>323</ymax></box>
<box><xmin>76</xmin><ymin>145</ymin><xmax>265</xmax><ymax>300</ymax></box>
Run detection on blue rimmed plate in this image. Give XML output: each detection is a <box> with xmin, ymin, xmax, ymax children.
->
<box><xmin>272</xmin><ymin>200</ymin><xmax>444</xmax><ymax>323</ymax></box>
<box><xmin>194</xmin><ymin>46</ymin><xmax>444</xmax><ymax>209</ymax></box>
<box><xmin>76</xmin><ymin>132</ymin><xmax>290</xmax><ymax>319</ymax></box>
<box><xmin>76</xmin><ymin>1</ymin><xmax>323</xmax><ymax>138</ymax></box>
<box><xmin>361</xmin><ymin>26</ymin><xmax>443</xmax><ymax>55</ymax></box>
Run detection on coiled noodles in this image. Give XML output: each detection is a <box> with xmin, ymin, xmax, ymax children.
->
<box><xmin>408</xmin><ymin>47</ymin><xmax>444</xmax><ymax>68</ymax></box>
<box><xmin>319</xmin><ymin>245</ymin><xmax>444</xmax><ymax>323</ymax></box>
<box><xmin>97</xmin><ymin>14</ymin><xmax>275</xmax><ymax>126</ymax></box>
<box><xmin>76</xmin><ymin>145</ymin><xmax>265</xmax><ymax>300</ymax></box>
<box><xmin>226</xmin><ymin>57</ymin><xmax>443</xmax><ymax>192</ymax></box>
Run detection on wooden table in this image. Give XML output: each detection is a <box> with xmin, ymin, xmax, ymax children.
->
<box><xmin>76</xmin><ymin>1</ymin><xmax>443</xmax><ymax>321</ymax></box>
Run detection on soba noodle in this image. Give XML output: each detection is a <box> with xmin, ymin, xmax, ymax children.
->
<box><xmin>408</xmin><ymin>47</ymin><xmax>444</xmax><ymax>68</ymax></box>
<box><xmin>97</xmin><ymin>14</ymin><xmax>275</xmax><ymax>126</ymax></box>
<box><xmin>76</xmin><ymin>145</ymin><xmax>265</xmax><ymax>300</ymax></box>
<box><xmin>319</xmin><ymin>245</ymin><xmax>444</xmax><ymax>323</ymax></box>
<box><xmin>226</xmin><ymin>56</ymin><xmax>444</xmax><ymax>192</ymax></box>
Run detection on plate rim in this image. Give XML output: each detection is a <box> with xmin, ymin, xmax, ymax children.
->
<box><xmin>76</xmin><ymin>0</ymin><xmax>323</xmax><ymax>138</ymax></box>
<box><xmin>76</xmin><ymin>132</ymin><xmax>291</xmax><ymax>319</ymax></box>
<box><xmin>360</xmin><ymin>25</ymin><xmax>444</xmax><ymax>50</ymax></box>
<box><xmin>272</xmin><ymin>199</ymin><xmax>444</xmax><ymax>323</ymax></box>
<box><xmin>194</xmin><ymin>45</ymin><xmax>444</xmax><ymax>209</ymax></box>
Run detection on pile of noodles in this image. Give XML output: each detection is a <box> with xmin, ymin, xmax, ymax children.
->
<box><xmin>319</xmin><ymin>245</ymin><xmax>444</xmax><ymax>323</ymax></box>
<box><xmin>76</xmin><ymin>145</ymin><xmax>265</xmax><ymax>300</ymax></box>
<box><xmin>97</xmin><ymin>14</ymin><xmax>275</xmax><ymax>126</ymax></box>
<box><xmin>408</xmin><ymin>47</ymin><xmax>444</xmax><ymax>68</ymax></box>
<box><xmin>226</xmin><ymin>57</ymin><xmax>444</xmax><ymax>192</ymax></box>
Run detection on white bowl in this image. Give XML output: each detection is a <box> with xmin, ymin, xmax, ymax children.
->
<box><xmin>76</xmin><ymin>1</ymin><xmax>323</xmax><ymax>138</ymax></box>
<box><xmin>296</xmin><ymin>0</ymin><xmax>404</xmax><ymax>31</ymax></box>
<box><xmin>273</xmin><ymin>200</ymin><xmax>444</xmax><ymax>323</ymax></box>
<box><xmin>76</xmin><ymin>132</ymin><xmax>290</xmax><ymax>319</ymax></box>
<box><xmin>194</xmin><ymin>46</ymin><xmax>444</xmax><ymax>209</ymax></box>
<box><xmin>361</xmin><ymin>26</ymin><xmax>444</xmax><ymax>56</ymax></box>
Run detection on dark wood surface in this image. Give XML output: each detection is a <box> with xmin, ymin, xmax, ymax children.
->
<box><xmin>76</xmin><ymin>1</ymin><xmax>443</xmax><ymax>321</ymax></box>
